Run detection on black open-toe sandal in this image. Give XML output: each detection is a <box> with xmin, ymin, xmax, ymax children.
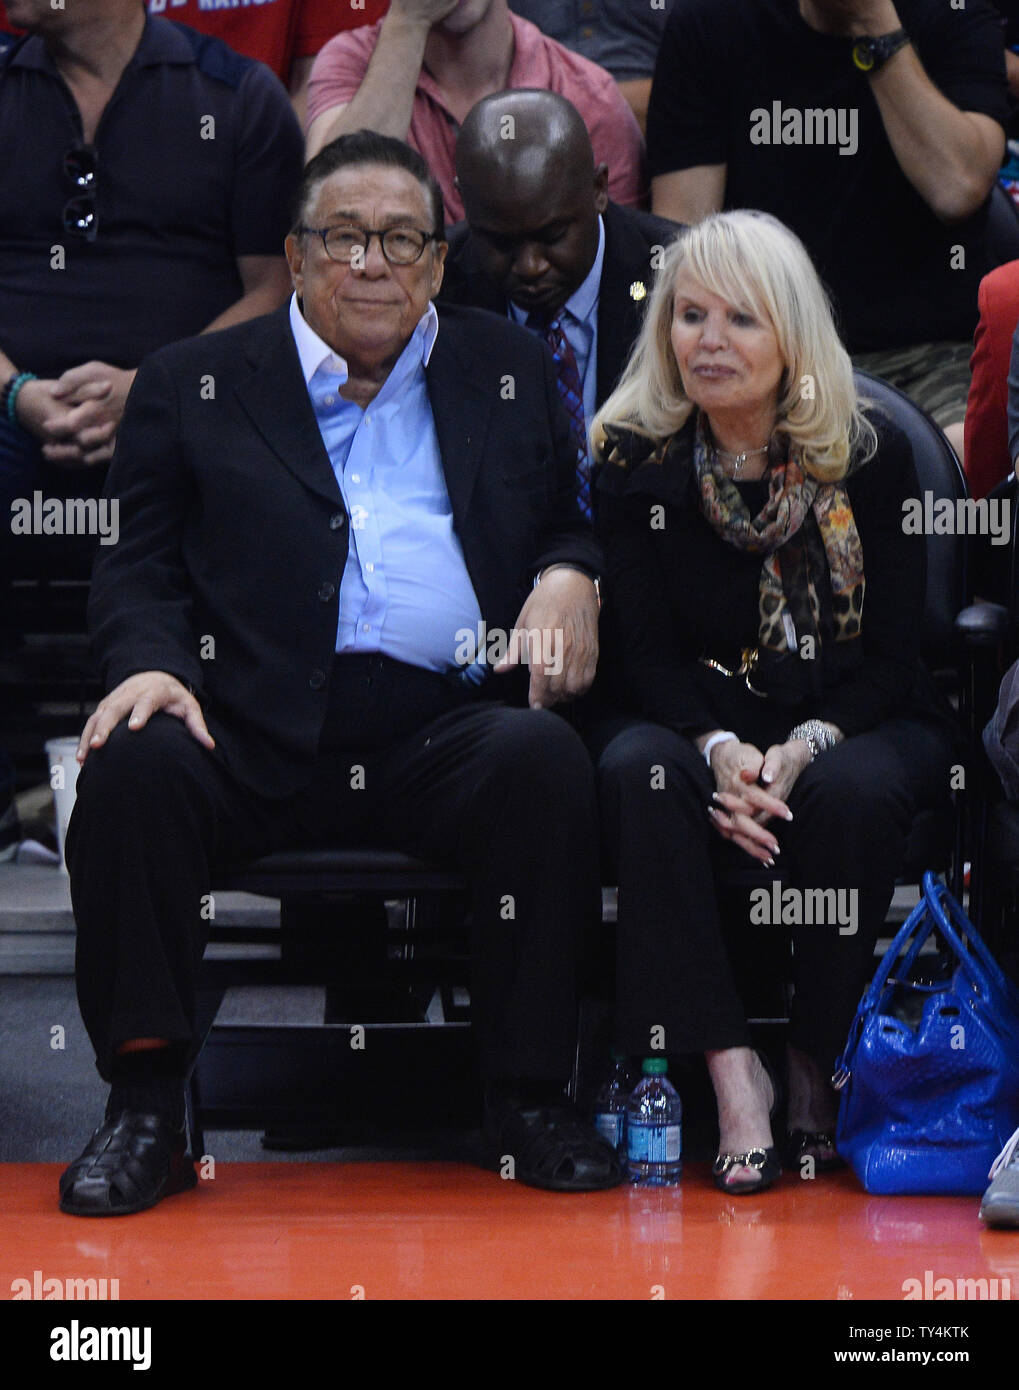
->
<box><xmin>59</xmin><ymin>1110</ymin><xmax>197</xmax><ymax>1216</ymax></box>
<box><xmin>785</xmin><ymin>1129</ymin><xmax>844</xmax><ymax>1174</ymax></box>
<box><xmin>484</xmin><ymin>1101</ymin><xmax>624</xmax><ymax>1192</ymax></box>
<box><xmin>712</xmin><ymin>1145</ymin><xmax>782</xmax><ymax>1194</ymax></box>
<box><xmin>713</xmin><ymin>1050</ymin><xmax>783</xmax><ymax>1195</ymax></box>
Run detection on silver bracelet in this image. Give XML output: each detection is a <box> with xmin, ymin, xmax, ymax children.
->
<box><xmin>788</xmin><ymin>719</ymin><xmax>839</xmax><ymax>761</ymax></box>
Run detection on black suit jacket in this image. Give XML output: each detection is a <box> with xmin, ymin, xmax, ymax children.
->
<box><xmin>439</xmin><ymin>202</ymin><xmax>682</xmax><ymax>407</ymax></box>
<box><xmin>88</xmin><ymin>302</ymin><xmax>601</xmax><ymax>797</ymax></box>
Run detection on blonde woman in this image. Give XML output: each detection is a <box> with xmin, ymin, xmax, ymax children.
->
<box><xmin>590</xmin><ymin>210</ymin><xmax>957</xmax><ymax>1193</ymax></box>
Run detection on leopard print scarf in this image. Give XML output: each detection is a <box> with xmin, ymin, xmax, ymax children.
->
<box><xmin>694</xmin><ymin>426</ymin><xmax>864</xmax><ymax>655</ymax></box>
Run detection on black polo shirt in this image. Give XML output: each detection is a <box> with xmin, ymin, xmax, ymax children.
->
<box><xmin>0</xmin><ymin>15</ymin><xmax>303</xmax><ymax>377</ymax></box>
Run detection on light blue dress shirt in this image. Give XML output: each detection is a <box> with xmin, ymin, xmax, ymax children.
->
<box><xmin>510</xmin><ymin>215</ymin><xmax>605</xmax><ymax>470</ymax></box>
<box><xmin>289</xmin><ymin>294</ymin><xmax>482</xmax><ymax>673</ymax></box>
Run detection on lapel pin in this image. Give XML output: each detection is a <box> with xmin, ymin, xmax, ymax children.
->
<box><xmin>629</xmin><ymin>281</ymin><xmax>647</xmax><ymax>302</ymax></box>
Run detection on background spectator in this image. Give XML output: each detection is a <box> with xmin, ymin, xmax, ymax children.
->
<box><xmin>647</xmin><ymin>0</ymin><xmax>1009</xmax><ymax>453</ymax></box>
<box><xmin>964</xmin><ymin>260</ymin><xmax>1019</xmax><ymax>498</ymax></box>
<box><xmin>144</xmin><ymin>0</ymin><xmax>390</xmax><ymax>123</ymax></box>
<box><xmin>0</xmin><ymin>0</ymin><xmax>302</xmax><ymax>572</ymax></box>
<box><xmin>305</xmin><ymin>0</ymin><xmax>645</xmax><ymax>221</ymax></box>
<box><xmin>508</xmin><ymin>0</ymin><xmax>675</xmax><ymax>131</ymax></box>
<box><xmin>442</xmin><ymin>89</ymin><xmax>678</xmax><ymax>495</ymax></box>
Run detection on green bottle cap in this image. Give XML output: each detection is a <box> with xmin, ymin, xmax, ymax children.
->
<box><xmin>642</xmin><ymin>1058</ymin><xmax>668</xmax><ymax>1075</ymax></box>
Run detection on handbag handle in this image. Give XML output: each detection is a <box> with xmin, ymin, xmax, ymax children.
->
<box><xmin>854</xmin><ymin>892</ymin><xmax>937</xmax><ymax>1015</ymax></box>
<box><xmin>833</xmin><ymin>873</ymin><xmax>1000</xmax><ymax>1086</ymax></box>
<box><xmin>921</xmin><ymin>872</ymin><xmax>1014</xmax><ymax>1001</ymax></box>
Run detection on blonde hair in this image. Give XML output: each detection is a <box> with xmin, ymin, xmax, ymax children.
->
<box><xmin>590</xmin><ymin>210</ymin><xmax>876</xmax><ymax>482</ymax></box>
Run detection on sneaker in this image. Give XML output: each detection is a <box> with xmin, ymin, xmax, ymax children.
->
<box><xmin>980</xmin><ymin>1125</ymin><xmax>1019</xmax><ymax>1228</ymax></box>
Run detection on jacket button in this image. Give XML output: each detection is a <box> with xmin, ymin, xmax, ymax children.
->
<box><xmin>309</xmin><ymin>669</ymin><xmax>326</xmax><ymax>690</ymax></box>
<box><xmin>330</xmin><ymin>512</ymin><xmax>346</xmax><ymax>530</ymax></box>
<box><xmin>318</xmin><ymin>582</ymin><xmax>335</xmax><ymax>601</ymax></box>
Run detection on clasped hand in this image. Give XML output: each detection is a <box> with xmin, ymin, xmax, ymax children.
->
<box><xmin>707</xmin><ymin>738</ymin><xmax>812</xmax><ymax>865</ymax></box>
<box><xmin>16</xmin><ymin>362</ymin><xmax>136</xmax><ymax>466</ymax></box>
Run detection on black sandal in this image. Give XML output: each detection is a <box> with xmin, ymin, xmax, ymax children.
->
<box><xmin>785</xmin><ymin>1129</ymin><xmax>844</xmax><ymax>1174</ymax></box>
<box><xmin>484</xmin><ymin>1101</ymin><xmax>623</xmax><ymax>1192</ymax></box>
<box><xmin>59</xmin><ymin>1110</ymin><xmax>197</xmax><ymax>1216</ymax></box>
<box><xmin>713</xmin><ymin>1050</ymin><xmax>783</xmax><ymax>1195</ymax></box>
<box><xmin>712</xmin><ymin>1146</ymin><xmax>782</xmax><ymax>1194</ymax></box>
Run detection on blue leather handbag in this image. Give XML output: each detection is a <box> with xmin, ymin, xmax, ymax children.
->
<box><xmin>833</xmin><ymin>872</ymin><xmax>1019</xmax><ymax>1195</ymax></box>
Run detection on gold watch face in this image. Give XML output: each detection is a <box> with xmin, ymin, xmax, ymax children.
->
<box><xmin>851</xmin><ymin>40</ymin><xmax>876</xmax><ymax>72</ymax></box>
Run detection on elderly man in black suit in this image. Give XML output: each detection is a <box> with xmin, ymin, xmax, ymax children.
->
<box><xmin>59</xmin><ymin>131</ymin><xmax>619</xmax><ymax>1216</ymax></box>
<box><xmin>441</xmin><ymin>89</ymin><xmax>681</xmax><ymax>517</ymax></box>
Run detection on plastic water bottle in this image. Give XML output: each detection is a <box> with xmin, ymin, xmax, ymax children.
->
<box><xmin>592</xmin><ymin>1051</ymin><xmax>632</xmax><ymax>1154</ymax></box>
<box><xmin>626</xmin><ymin>1058</ymin><xmax>682</xmax><ymax>1186</ymax></box>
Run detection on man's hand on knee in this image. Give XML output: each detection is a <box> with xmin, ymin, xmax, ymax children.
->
<box><xmin>77</xmin><ymin>672</ymin><xmax>215</xmax><ymax>764</ymax></box>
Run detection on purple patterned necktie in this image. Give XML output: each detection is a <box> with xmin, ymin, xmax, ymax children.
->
<box><xmin>530</xmin><ymin>313</ymin><xmax>592</xmax><ymax>519</ymax></box>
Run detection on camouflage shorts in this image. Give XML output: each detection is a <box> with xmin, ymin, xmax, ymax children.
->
<box><xmin>851</xmin><ymin>341</ymin><xmax>971</xmax><ymax>429</ymax></box>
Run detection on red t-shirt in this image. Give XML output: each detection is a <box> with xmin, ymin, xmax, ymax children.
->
<box><xmin>0</xmin><ymin>2</ymin><xmax>391</xmax><ymax>81</ymax></box>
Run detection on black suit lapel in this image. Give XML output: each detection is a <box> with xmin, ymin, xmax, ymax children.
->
<box><xmin>425</xmin><ymin>325</ymin><xmax>493</xmax><ymax>535</ymax></box>
<box><xmin>596</xmin><ymin>204</ymin><xmax>656</xmax><ymax>406</ymax></box>
<box><xmin>234</xmin><ymin>307</ymin><xmax>344</xmax><ymax>509</ymax></box>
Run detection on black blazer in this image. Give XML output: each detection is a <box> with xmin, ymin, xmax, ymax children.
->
<box><xmin>440</xmin><ymin>202</ymin><xmax>682</xmax><ymax>407</ymax></box>
<box><xmin>88</xmin><ymin>302</ymin><xmax>601</xmax><ymax>797</ymax></box>
<box><xmin>595</xmin><ymin>414</ymin><xmax>952</xmax><ymax>743</ymax></box>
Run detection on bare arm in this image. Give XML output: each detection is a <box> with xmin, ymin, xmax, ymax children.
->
<box><xmin>1007</xmin><ymin>48</ymin><xmax>1019</xmax><ymax>104</ymax></box>
<box><xmin>869</xmin><ymin>47</ymin><xmax>1003</xmax><ymax>221</ymax></box>
<box><xmin>4</xmin><ymin>256</ymin><xmax>291</xmax><ymax>464</ymax></box>
<box><xmin>288</xmin><ymin>54</ymin><xmax>315</xmax><ymax>130</ymax></box>
<box><xmin>833</xmin><ymin>0</ymin><xmax>1004</xmax><ymax>221</ymax></box>
<box><xmin>306</xmin><ymin>1</ymin><xmax>457</xmax><ymax>157</ymax></box>
<box><xmin>202</xmin><ymin>255</ymin><xmax>293</xmax><ymax>334</ymax></box>
<box><xmin>651</xmin><ymin>165</ymin><xmax>725</xmax><ymax>225</ymax></box>
<box><xmin>617</xmin><ymin>77</ymin><xmax>652</xmax><ymax>135</ymax></box>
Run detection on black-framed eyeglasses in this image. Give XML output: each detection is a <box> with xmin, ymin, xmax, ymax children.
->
<box><xmin>63</xmin><ymin>144</ymin><xmax>98</xmax><ymax>242</ymax></box>
<box><xmin>300</xmin><ymin>223</ymin><xmax>436</xmax><ymax>266</ymax></box>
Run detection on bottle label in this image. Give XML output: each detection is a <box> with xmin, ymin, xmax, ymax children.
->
<box><xmin>595</xmin><ymin>1112</ymin><xmax>624</xmax><ymax>1148</ymax></box>
<box><xmin>627</xmin><ymin>1124</ymin><xmax>681</xmax><ymax>1164</ymax></box>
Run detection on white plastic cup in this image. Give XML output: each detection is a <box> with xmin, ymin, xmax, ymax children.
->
<box><xmin>45</xmin><ymin>737</ymin><xmax>81</xmax><ymax>874</ymax></box>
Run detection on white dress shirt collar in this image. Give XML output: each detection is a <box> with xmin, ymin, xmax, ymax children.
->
<box><xmin>288</xmin><ymin>293</ymin><xmax>440</xmax><ymax>386</ymax></box>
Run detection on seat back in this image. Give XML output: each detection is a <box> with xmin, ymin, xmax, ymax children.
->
<box><xmin>853</xmin><ymin>370</ymin><xmax>968</xmax><ymax>665</ymax></box>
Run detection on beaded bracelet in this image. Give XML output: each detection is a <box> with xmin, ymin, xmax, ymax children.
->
<box><xmin>3</xmin><ymin>371</ymin><xmax>37</xmax><ymax>427</ymax></box>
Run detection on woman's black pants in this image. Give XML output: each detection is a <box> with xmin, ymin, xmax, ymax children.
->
<box><xmin>592</xmin><ymin>714</ymin><xmax>957</xmax><ymax>1071</ymax></box>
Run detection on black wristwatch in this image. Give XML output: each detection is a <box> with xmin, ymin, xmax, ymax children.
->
<box><xmin>851</xmin><ymin>28</ymin><xmax>910</xmax><ymax>73</ymax></box>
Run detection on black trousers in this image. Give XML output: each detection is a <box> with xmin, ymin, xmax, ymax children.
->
<box><xmin>591</xmin><ymin>713</ymin><xmax>957</xmax><ymax>1071</ymax></box>
<box><xmin>66</xmin><ymin>655</ymin><xmax>601</xmax><ymax>1084</ymax></box>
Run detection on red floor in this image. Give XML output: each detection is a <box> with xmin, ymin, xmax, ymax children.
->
<box><xmin>3</xmin><ymin>1160</ymin><xmax>1018</xmax><ymax>1301</ymax></box>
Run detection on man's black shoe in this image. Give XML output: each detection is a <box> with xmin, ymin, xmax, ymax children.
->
<box><xmin>483</xmin><ymin>1099</ymin><xmax>624</xmax><ymax>1192</ymax></box>
<box><xmin>59</xmin><ymin>1110</ymin><xmax>197</xmax><ymax>1216</ymax></box>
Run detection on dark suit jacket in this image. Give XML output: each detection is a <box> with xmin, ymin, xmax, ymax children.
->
<box><xmin>439</xmin><ymin>202</ymin><xmax>682</xmax><ymax>407</ymax></box>
<box><xmin>88</xmin><ymin>302</ymin><xmax>601</xmax><ymax>797</ymax></box>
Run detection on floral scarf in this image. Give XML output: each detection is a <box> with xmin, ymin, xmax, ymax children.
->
<box><xmin>693</xmin><ymin>424</ymin><xmax>865</xmax><ymax>656</ymax></box>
